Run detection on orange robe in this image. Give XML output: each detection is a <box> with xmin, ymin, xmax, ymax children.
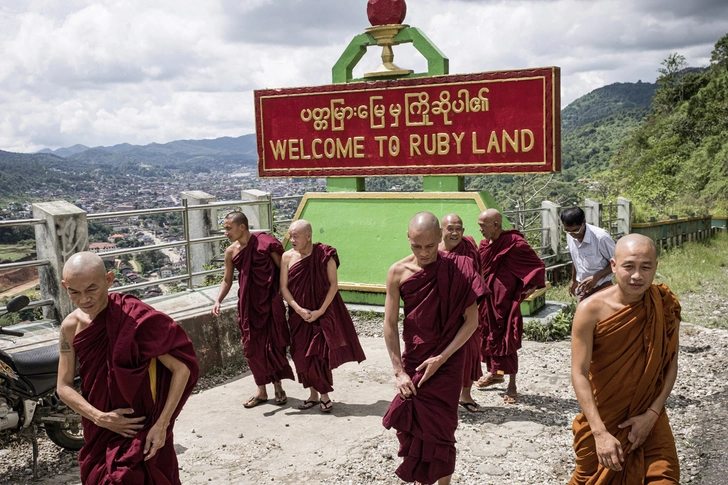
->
<box><xmin>569</xmin><ymin>284</ymin><xmax>681</xmax><ymax>485</ymax></box>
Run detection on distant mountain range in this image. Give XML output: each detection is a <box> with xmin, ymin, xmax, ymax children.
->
<box><xmin>36</xmin><ymin>134</ymin><xmax>259</xmax><ymax>167</ymax></box>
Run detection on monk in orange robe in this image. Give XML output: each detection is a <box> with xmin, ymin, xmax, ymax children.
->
<box><xmin>570</xmin><ymin>234</ymin><xmax>681</xmax><ymax>484</ymax></box>
<box><xmin>438</xmin><ymin>213</ymin><xmax>485</xmax><ymax>413</ymax></box>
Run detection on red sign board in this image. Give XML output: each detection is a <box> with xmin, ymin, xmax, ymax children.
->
<box><xmin>255</xmin><ymin>68</ymin><xmax>560</xmax><ymax>178</ymax></box>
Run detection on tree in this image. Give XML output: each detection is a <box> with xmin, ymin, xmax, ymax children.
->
<box><xmin>654</xmin><ymin>53</ymin><xmax>688</xmax><ymax>113</ymax></box>
<box><xmin>711</xmin><ymin>33</ymin><xmax>728</xmax><ymax>68</ymax></box>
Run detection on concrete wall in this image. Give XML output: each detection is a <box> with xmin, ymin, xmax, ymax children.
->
<box><xmin>145</xmin><ymin>286</ymin><xmax>245</xmax><ymax>377</ymax></box>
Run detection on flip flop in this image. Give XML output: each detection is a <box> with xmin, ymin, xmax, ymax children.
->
<box><xmin>320</xmin><ymin>399</ymin><xmax>333</xmax><ymax>413</ymax></box>
<box><xmin>274</xmin><ymin>390</ymin><xmax>287</xmax><ymax>405</ymax></box>
<box><xmin>243</xmin><ymin>396</ymin><xmax>268</xmax><ymax>408</ymax></box>
<box><xmin>298</xmin><ymin>399</ymin><xmax>317</xmax><ymax>410</ymax></box>
<box><xmin>459</xmin><ymin>401</ymin><xmax>481</xmax><ymax>413</ymax></box>
<box><xmin>475</xmin><ymin>374</ymin><xmax>505</xmax><ymax>389</ymax></box>
<box><xmin>503</xmin><ymin>393</ymin><xmax>517</xmax><ymax>404</ymax></box>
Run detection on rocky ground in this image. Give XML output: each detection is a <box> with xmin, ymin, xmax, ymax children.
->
<box><xmin>1</xmin><ymin>307</ymin><xmax>727</xmax><ymax>485</ymax></box>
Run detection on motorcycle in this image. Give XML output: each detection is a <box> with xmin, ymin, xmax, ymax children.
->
<box><xmin>0</xmin><ymin>295</ymin><xmax>84</xmax><ymax>477</ymax></box>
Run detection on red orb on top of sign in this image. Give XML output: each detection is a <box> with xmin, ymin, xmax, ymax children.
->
<box><xmin>367</xmin><ymin>0</ymin><xmax>407</xmax><ymax>26</ymax></box>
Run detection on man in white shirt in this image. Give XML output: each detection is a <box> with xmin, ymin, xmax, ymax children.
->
<box><xmin>560</xmin><ymin>207</ymin><xmax>616</xmax><ymax>302</ymax></box>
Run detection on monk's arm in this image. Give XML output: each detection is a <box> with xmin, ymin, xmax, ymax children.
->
<box><xmin>383</xmin><ymin>265</ymin><xmax>415</xmax><ymax>397</ymax></box>
<box><xmin>571</xmin><ymin>304</ymin><xmax>624</xmax><ymax>471</ymax></box>
<box><xmin>144</xmin><ymin>353</ymin><xmax>191</xmax><ymax>461</ymax></box>
<box><xmin>279</xmin><ymin>253</ymin><xmax>311</xmax><ymax>318</ymax></box>
<box><xmin>270</xmin><ymin>251</ymin><xmax>282</xmax><ymax>268</ymax></box>
<box><xmin>416</xmin><ymin>301</ymin><xmax>478</xmax><ymax>387</ymax></box>
<box><xmin>56</xmin><ymin>319</ymin><xmax>144</xmax><ymax>438</ymax></box>
<box><xmin>649</xmin><ymin>323</ymin><xmax>679</xmax><ymax>411</ymax></box>
<box><xmin>308</xmin><ymin>258</ymin><xmax>338</xmax><ymax>321</ymax></box>
<box><xmin>618</xmin><ymin>321</ymin><xmax>680</xmax><ymax>450</ymax></box>
<box><xmin>212</xmin><ymin>247</ymin><xmax>235</xmax><ymax>316</ymax></box>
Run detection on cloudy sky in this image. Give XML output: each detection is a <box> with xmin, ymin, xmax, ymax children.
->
<box><xmin>1</xmin><ymin>0</ymin><xmax>727</xmax><ymax>153</ymax></box>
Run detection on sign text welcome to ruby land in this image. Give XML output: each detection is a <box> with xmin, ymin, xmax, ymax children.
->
<box><xmin>255</xmin><ymin>68</ymin><xmax>560</xmax><ymax>178</ymax></box>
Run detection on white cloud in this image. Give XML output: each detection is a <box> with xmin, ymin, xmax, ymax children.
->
<box><xmin>1</xmin><ymin>0</ymin><xmax>727</xmax><ymax>152</ymax></box>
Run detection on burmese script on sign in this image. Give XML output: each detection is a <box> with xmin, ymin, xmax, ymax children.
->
<box><xmin>255</xmin><ymin>68</ymin><xmax>560</xmax><ymax>177</ymax></box>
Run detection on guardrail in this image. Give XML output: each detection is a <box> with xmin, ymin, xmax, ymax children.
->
<box><xmin>1</xmin><ymin>193</ymin><xmax>306</xmax><ymax>314</ymax></box>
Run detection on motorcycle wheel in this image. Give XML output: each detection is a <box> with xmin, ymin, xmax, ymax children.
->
<box><xmin>45</xmin><ymin>422</ymin><xmax>85</xmax><ymax>451</ymax></box>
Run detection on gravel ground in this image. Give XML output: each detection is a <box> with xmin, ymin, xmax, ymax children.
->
<box><xmin>2</xmin><ymin>309</ymin><xmax>727</xmax><ymax>485</ymax></box>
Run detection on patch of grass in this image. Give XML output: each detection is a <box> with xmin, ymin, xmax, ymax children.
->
<box><xmin>0</xmin><ymin>244</ymin><xmax>34</xmax><ymax>263</ymax></box>
<box><xmin>524</xmin><ymin>301</ymin><xmax>577</xmax><ymax>342</ymax></box>
<box><xmin>653</xmin><ymin>232</ymin><xmax>728</xmax><ymax>298</ymax></box>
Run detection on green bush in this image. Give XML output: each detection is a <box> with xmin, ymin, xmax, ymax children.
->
<box><xmin>524</xmin><ymin>301</ymin><xmax>577</xmax><ymax>342</ymax></box>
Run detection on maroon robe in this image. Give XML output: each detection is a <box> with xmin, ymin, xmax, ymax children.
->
<box><xmin>479</xmin><ymin>230</ymin><xmax>545</xmax><ymax>375</ymax></box>
<box><xmin>73</xmin><ymin>293</ymin><xmax>199</xmax><ymax>485</ymax></box>
<box><xmin>441</xmin><ymin>236</ymin><xmax>485</xmax><ymax>387</ymax></box>
<box><xmin>233</xmin><ymin>232</ymin><xmax>294</xmax><ymax>385</ymax></box>
<box><xmin>382</xmin><ymin>253</ymin><xmax>486</xmax><ymax>484</ymax></box>
<box><xmin>287</xmin><ymin>243</ymin><xmax>366</xmax><ymax>394</ymax></box>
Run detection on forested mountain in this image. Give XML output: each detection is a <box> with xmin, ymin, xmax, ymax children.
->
<box><xmin>602</xmin><ymin>33</ymin><xmax>728</xmax><ymax>219</ymax></box>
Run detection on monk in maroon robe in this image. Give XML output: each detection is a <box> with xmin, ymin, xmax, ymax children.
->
<box><xmin>438</xmin><ymin>213</ymin><xmax>485</xmax><ymax>413</ymax></box>
<box><xmin>280</xmin><ymin>220</ymin><xmax>366</xmax><ymax>413</ymax></box>
<box><xmin>212</xmin><ymin>211</ymin><xmax>293</xmax><ymax>408</ymax></box>
<box><xmin>383</xmin><ymin>212</ymin><xmax>485</xmax><ymax>485</ymax></box>
<box><xmin>475</xmin><ymin>209</ymin><xmax>545</xmax><ymax>404</ymax></box>
<box><xmin>58</xmin><ymin>252</ymin><xmax>198</xmax><ymax>485</ymax></box>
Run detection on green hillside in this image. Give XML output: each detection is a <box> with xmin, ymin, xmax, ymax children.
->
<box><xmin>606</xmin><ymin>33</ymin><xmax>728</xmax><ymax>220</ymax></box>
<box><xmin>561</xmin><ymin>81</ymin><xmax>656</xmax><ymax>134</ymax></box>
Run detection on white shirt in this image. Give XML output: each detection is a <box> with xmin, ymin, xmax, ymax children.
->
<box><xmin>566</xmin><ymin>223</ymin><xmax>616</xmax><ymax>287</ymax></box>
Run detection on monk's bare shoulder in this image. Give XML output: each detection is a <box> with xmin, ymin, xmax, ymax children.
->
<box><xmin>59</xmin><ymin>310</ymin><xmax>85</xmax><ymax>351</ymax></box>
<box><xmin>574</xmin><ymin>285</ymin><xmax>622</xmax><ymax>329</ymax></box>
<box><xmin>387</xmin><ymin>255</ymin><xmax>417</xmax><ymax>286</ymax></box>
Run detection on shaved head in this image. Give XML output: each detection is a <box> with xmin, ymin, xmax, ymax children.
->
<box><xmin>63</xmin><ymin>251</ymin><xmax>107</xmax><ymax>281</ymax></box>
<box><xmin>62</xmin><ymin>251</ymin><xmax>114</xmax><ymax>317</ymax></box>
<box><xmin>408</xmin><ymin>212</ymin><xmax>440</xmax><ymax>236</ymax></box>
<box><xmin>441</xmin><ymin>214</ymin><xmax>463</xmax><ymax>227</ymax></box>
<box><xmin>611</xmin><ymin>233</ymin><xmax>659</xmax><ymax>301</ymax></box>
<box><xmin>224</xmin><ymin>211</ymin><xmax>248</xmax><ymax>229</ymax></box>
<box><xmin>478</xmin><ymin>208</ymin><xmax>503</xmax><ymax>241</ymax></box>
<box><xmin>289</xmin><ymin>219</ymin><xmax>312</xmax><ymax>235</ymax></box>
<box><xmin>407</xmin><ymin>212</ymin><xmax>441</xmax><ymax>267</ymax></box>
<box><xmin>481</xmin><ymin>209</ymin><xmax>502</xmax><ymax>226</ymax></box>
<box><xmin>614</xmin><ymin>234</ymin><xmax>657</xmax><ymax>261</ymax></box>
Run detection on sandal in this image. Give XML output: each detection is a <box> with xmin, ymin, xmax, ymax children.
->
<box><xmin>320</xmin><ymin>399</ymin><xmax>333</xmax><ymax>413</ymax></box>
<box><xmin>503</xmin><ymin>392</ymin><xmax>517</xmax><ymax>404</ymax></box>
<box><xmin>475</xmin><ymin>374</ymin><xmax>505</xmax><ymax>389</ymax></box>
<box><xmin>459</xmin><ymin>401</ymin><xmax>481</xmax><ymax>413</ymax></box>
<box><xmin>274</xmin><ymin>390</ymin><xmax>287</xmax><ymax>405</ymax></box>
<box><xmin>298</xmin><ymin>399</ymin><xmax>317</xmax><ymax>410</ymax></box>
<box><xmin>243</xmin><ymin>396</ymin><xmax>268</xmax><ymax>408</ymax></box>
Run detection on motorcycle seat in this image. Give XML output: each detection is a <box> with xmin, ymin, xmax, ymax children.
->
<box><xmin>5</xmin><ymin>344</ymin><xmax>59</xmax><ymax>376</ymax></box>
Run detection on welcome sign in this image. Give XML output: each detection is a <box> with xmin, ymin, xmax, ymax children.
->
<box><xmin>255</xmin><ymin>67</ymin><xmax>560</xmax><ymax>178</ymax></box>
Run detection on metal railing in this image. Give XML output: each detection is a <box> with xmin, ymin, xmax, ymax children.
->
<box><xmin>502</xmin><ymin>207</ymin><xmax>552</xmax><ymax>253</ymax></box>
<box><xmin>1</xmin><ymin>193</ymin><xmax>306</xmax><ymax>313</ymax></box>
<box><xmin>0</xmin><ymin>218</ymin><xmax>52</xmax><ymax>314</ymax></box>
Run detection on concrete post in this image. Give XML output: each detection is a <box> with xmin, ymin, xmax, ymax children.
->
<box><xmin>584</xmin><ymin>198</ymin><xmax>602</xmax><ymax>227</ymax></box>
<box><xmin>240</xmin><ymin>189</ymin><xmax>271</xmax><ymax>231</ymax></box>
<box><xmin>541</xmin><ymin>200</ymin><xmax>561</xmax><ymax>259</ymax></box>
<box><xmin>181</xmin><ymin>191</ymin><xmax>217</xmax><ymax>288</ymax></box>
<box><xmin>617</xmin><ymin>197</ymin><xmax>632</xmax><ymax>237</ymax></box>
<box><xmin>32</xmin><ymin>201</ymin><xmax>88</xmax><ymax>321</ymax></box>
